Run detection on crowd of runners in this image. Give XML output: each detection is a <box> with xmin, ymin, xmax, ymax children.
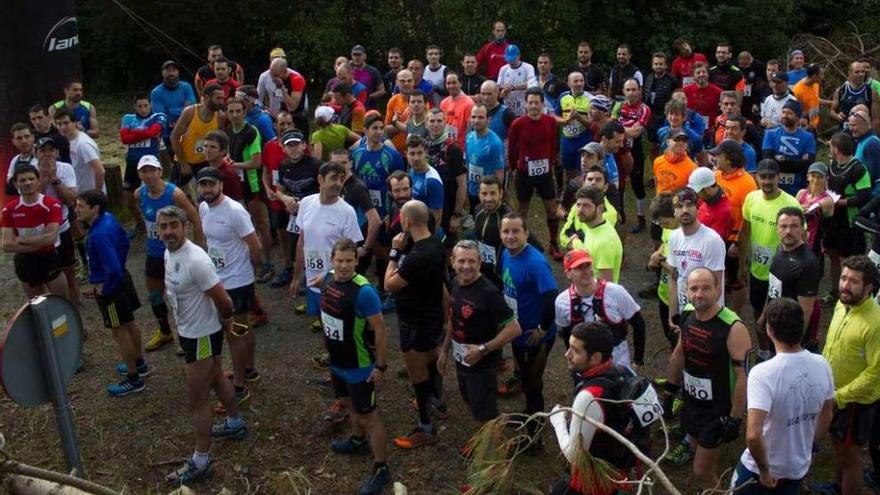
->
<box><xmin>5</xmin><ymin>20</ymin><xmax>880</xmax><ymax>495</ymax></box>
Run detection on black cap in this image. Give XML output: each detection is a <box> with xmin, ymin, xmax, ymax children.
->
<box><xmin>351</xmin><ymin>44</ymin><xmax>366</xmax><ymax>54</ymax></box>
<box><xmin>709</xmin><ymin>139</ymin><xmax>742</xmax><ymax>156</ymax></box>
<box><xmin>196</xmin><ymin>166</ymin><xmax>222</xmax><ymax>183</ymax></box>
<box><xmin>35</xmin><ymin>136</ymin><xmax>57</xmax><ymax>149</ymax></box>
<box><xmin>771</xmin><ymin>71</ymin><xmax>788</xmax><ymax>81</ymax></box>
<box><xmin>806</xmin><ymin>63</ymin><xmax>821</xmax><ymax>77</ymax></box>
<box><xmin>671</xmin><ymin>129</ymin><xmax>690</xmax><ymax>141</ymax></box>
<box><xmin>162</xmin><ymin>60</ymin><xmax>180</xmax><ymax>70</ymax></box>
<box><xmin>756</xmin><ymin>159</ymin><xmax>780</xmax><ymax>175</ymax></box>
<box><xmin>281</xmin><ymin>130</ymin><xmax>304</xmax><ymax>145</ymax></box>
<box><xmin>783</xmin><ymin>99</ymin><xmax>803</xmax><ymax>117</ymax></box>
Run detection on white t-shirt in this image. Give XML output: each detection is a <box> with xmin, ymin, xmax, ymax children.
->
<box><xmin>760</xmin><ymin>94</ymin><xmax>797</xmax><ymax>128</ymax></box>
<box><xmin>667</xmin><ymin>224</ymin><xmax>726</xmax><ymax>311</ymax></box>
<box><xmin>199</xmin><ymin>196</ymin><xmax>256</xmax><ymax>290</ymax></box>
<box><xmin>497</xmin><ymin>62</ymin><xmax>536</xmax><ymax>116</ymax></box>
<box><xmin>67</xmin><ymin>132</ymin><xmax>101</xmax><ymax>192</ymax></box>
<box><xmin>165</xmin><ymin>240</ymin><xmax>222</xmax><ymax>339</ymax></box>
<box><xmin>294</xmin><ymin>194</ymin><xmax>363</xmax><ymax>293</ymax></box>
<box><xmin>257</xmin><ymin>68</ymin><xmax>295</xmax><ymax>115</ymax></box>
<box><xmin>555</xmin><ymin>282</ymin><xmax>640</xmax><ymax>327</ymax></box>
<box><xmin>740</xmin><ymin>350</ymin><xmax>834</xmax><ymax>480</ymax></box>
<box><xmin>7</xmin><ymin>160</ymin><xmax>76</xmax><ymax>233</ymax></box>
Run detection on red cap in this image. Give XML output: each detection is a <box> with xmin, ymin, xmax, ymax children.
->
<box><xmin>563</xmin><ymin>250</ymin><xmax>593</xmax><ymax>271</ymax></box>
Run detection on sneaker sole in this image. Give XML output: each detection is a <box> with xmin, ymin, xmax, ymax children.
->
<box><xmin>109</xmin><ymin>385</ymin><xmax>146</xmax><ymax>397</ymax></box>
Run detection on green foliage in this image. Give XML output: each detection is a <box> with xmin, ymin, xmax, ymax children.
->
<box><xmin>77</xmin><ymin>0</ymin><xmax>875</xmax><ymax>95</ymax></box>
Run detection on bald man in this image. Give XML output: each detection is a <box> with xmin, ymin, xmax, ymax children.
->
<box><xmin>480</xmin><ymin>80</ymin><xmax>516</xmax><ymax>140</ymax></box>
<box><xmin>257</xmin><ymin>57</ymin><xmax>308</xmax><ymax>133</ymax></box>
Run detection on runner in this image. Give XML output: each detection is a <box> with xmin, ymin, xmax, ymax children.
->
<box><xmin>75</xmin><ymin>190</ymin><xmax>147</xmax><ymax>397</ymax></box>
<box><xmin>830</xmin><ymin>61</ymin><xmax>877</xmax><ymax>129</ymax></box>
<box><xmin>688</xmin><ymin>166</ymin><xmax>733</xmax><ymax>242</ymax></box>
<box><xmin>333</xmin><ymin>149</ymin><xmax>381</xmax><ymax>275</ymax></box>
<box><xmin>759</xmin><ymin>71</ymin><xmax>797</xmax><ymax>130</ymax></box>
<box><xmin>663</xmin><ymin>268</ymin><xmax>751</xmax><ymax>489</ymax></box>
<box><xmin>120</xmin><ymin>93</ymin><xmax>166</xmax><ymax>235</ymax></box>
<box><xmin>797</xmin><ymin>162</ymin><xmax>835</xmax><ymax>264</ymax></box>
<box><xmin>1</xmin><ymin>164</ymin><xmax>69</xmax><ymax>300</ymax></box>
<box><xmin>194</xmin><ymin>45</ymin><xmax>245</xmax><ymax>96</ymax></box>
<box><xmin>608</xmin><ymin>44</ymin><xmax>643</xmax><ymax>100</ymax></box>
<box><xmin>238</xmin><ymin>85</ymin><xmax>276</xmax><ymax>144</ymax></box>
<box><xmin>384</xmin><ymin>69</ymin><xmax>416</xmax><ymax>152</ymax></box>
<box><xmin>260</xmin><ymin>57</ymin><xmax>309</xmax><ymax>134</ymax></box>
<box><xmin>508</xmin><ymin>87</ymin><xmax>562</xmax><ymax>259</ymax></box>
<box><xmin>646</xmin><ymin>192</ymin><xmax>680</xmax><ymax>348</ymax></box>
<box><xmin>348</xmin><ymin>44</ymin><xmax>386</xmax><ymax>109</ymax></box>
<box><xmin>850</xmin><ymin>108</ymin><xmax>880</xmax><ymax>197</ymax></box>
<box><xmin>555</xmin><ymin>71</ymin><xmax>593</xmax><ymax>185</ymax></box>
<box><xmin>653</xmin><ymin>130</ymin><xmax>697</xmax><ymax>194</ymax></box>
<box><xmin>499</xmin><ymin>212</ymin><xmax>558</xmax><ymax>447</ymax></box>
<box><xmin>480</xmin><ymin>80</ymin><xmax>516</xmax><ymax>141</ymax></box>
<box><xmin>385</xmin><ymin>200</ymin><xmax>447</xmax><ymax>449</ymax></box>
<box><xmin>158</xmin><ymin>205</ymin><xmax>247</xmax><ymax>486</ymax></box>
<box><xmin>197</xmin><ymin>166</ymin><xmax>263</xmax><ymax>408</ymax></box>
<box><xmin>55</xmin><ymin>107</ymin><xmax>105</xmax><ymax>193</ymax></box>
<box><xmin>475</xmin><ymin>21</ymin><xmax>510</xmax><ymax>80</ymax></box>
<box><xmin>424</xmin><ymin>110</ymin><xmax>467</xmax><ymax>242</ymax></box>
<box><xmin>615</xmin><ymin>78</ymin><xmax>652</xmax><ymax>233</ymax></box>
<box><xmin>310</xmin><ymin>106</ymin><xmax>359</xmax><ymax>161</ymax></box>
<box><xmin>566</xmin><ymin>41</ymin><xmax>605</xmax><ymax>93</ymax></box>
<box><xmin>464</xmin><ymin>104</ymin><xmax>505</xmax><ymax>211</ymax></box>
<box><xmin>473</xmin><ymin>175</ymin><xmax>516</xmax><ymax>287</ymax></box>
<box><xmin>403</xmin><ymin>90</ymin><xmax>430</xmax><ymax>141</ymax></box>
<box><xmin>683</xmin><ymin>63</ymin><xmax>723</xmax><ymax>144</ymax></box>
<box><xmin>423</xmin><ymin>45</ymin><xmax>450</xmax><ymax>107</ymax></box>
<box><xmin>49</xmin><ymin>78</ymin><xmax>99</xmax><ymax>138</ymax></box>
<box><xmin>555</xmin><ymin>249</ymin><xmax>645</xmax><ymax>371</ymax></box>
<box><xmin>496</xmin><ymin>44</ymin><xmax>535</xmax><ymax>117</ymax></box>
<box><xmin>561</xmin><ymin>187</ymin><xmax>623</xmax><ymax>283</ymax></box>
<box><xmin>323</xmin><ymin>238</ymin><xmax>391</xmax><ymax>495</ymax></box>
<box><xmin>150</xmin><ymin>60</ymin><xmax>196</xmax><ymax>165</ymax></box>
<box><xmin>29</xmin><ymin>104</ymin><xmax>71</xmax><ymax>163</ymax></box>
<box><xmin>643</xmin><ymin>51</ymin><xmax>680</xmax><ymax>162</ymax></box>
<box><xmin>529</xmin><ymin>52</ymin><xmax>566</xmax><ymax>117</ymax></box>
<box><xmin>708</xmin><ymin>42</ymin><xmax>744</xmax><ymax>93</ymax></box>
<box><xmin>405</xmin><ymin>135</ymin><xmax>445</xmax><ymax>232</ymax></box>
<box><xmin>459</xmin><ymin>53</ymin><xmax>486</xmax><ymax>97</ymax></box>
<box><xmin>439</xmin><ymin>73</ymin><xmax>474</xmax><ymax>148</ymax></box>
<box><xmin>170</xmin><ymin>83</ymin><xmax>226</xmax><ymax>188</ymax></box>
<box><xmin>134</xmin><ymin>155</ymin><xmax>204</xmax><ymax>353</ymax></box>
<box><xmin>718</xmin><ymin>115</ymin><xmax>758</xmax><ymax>173</ymax></box>
<box><xmin>205</xmin><ymin>57</ymin><xmax>241</xmax><ymax>100</ymax></box>
<box><xmin>671</xmin><ymin>38</ymin><xmax>708</xmax><ymax>86</ymax></box>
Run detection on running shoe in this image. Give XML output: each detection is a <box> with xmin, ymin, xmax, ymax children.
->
<box><xmin>323</xmin><ymin>399</ymin><xmax>349</xmax><ymax>423</ymax></box>
<box><xmin>250</xmin><ymin>312</ymin><xmax>269</xmax><ymax>328</ymax></box>
<box><xmin>107</xmin><ymin>377</ymin><xmax>145</xmax><ymax>397</ymax></box>
<box><xmin>295</xmin><ymin>303</ymin><xmax>307</xmax><ymax>315</ymax></box>
<box><xmin>311</xmin><ymin>319</ymin><xmax>323</xmax><ymax>332</ymax></box>
<box><xmin>115</xmin><ymin>361</ymin><xmax>150</xmax><ymax>377</ymax></box>
<box><xmin>211</xmin><ymin>418</ymin><xmax>248</xmax><ymax>440</ymax></box>
<box><xmin>244</xmin><ymin>369</ymin><xmax>261</xmax><ymax>383</ymax></box>
<box><xmin>166</xmin><ymin>459</ymin><xmax>213</xmax><ymax>486</ymax></box>
<box><xmin>629</xmin><ymin>218</ymin><xmax>646</xmax><ymax>234</ymax></box>
<box><xmin>358</xmin><ymin>465</ymin><xmax>390</xmax><ymax>495</ymax></box>
<box><xmin>408</xmin><ymin>398</ymin><xmax>451</xmax><ymax>420</ymax></box>
<box><xmin>270</xmin><ymin>267</ymin><xmax>293</xmax><ymax>288</ymax></box>
<box><xmin>145</xmin><ymin>329</ymin><xmax>174</xmax><ymax>352</ymax></box>
<box><xmin>256</xmin><ymin>262</ymin><xmax>275</xmax><ymax>284</ymax></box>
<box><xmin>498</xmin><ymin>375</ymin><xmax>522</xmax><ymax>397</ymax></box>
<box><xmin>311</xmin><ymin>354</ymin><xmax>331</xmax><ymax>370</ymax></box>
<box><xmin>393</xmin><ymin>427</ymin><xmax>438</xmax><ymax>449</ymax></box>
<box><xmin>213</xmin><ymin>388</ymin><xmax>251</xmax><ymax>414</ymax></box>
<box><xmin>331</xmin><ymin>435</ymin><xmax>371</xmax><ymax>455</ymax></box>
<box><xmin>665</xmin><ymin>441</ymin><xmax>694</xmax><ymax>466</ymax></box>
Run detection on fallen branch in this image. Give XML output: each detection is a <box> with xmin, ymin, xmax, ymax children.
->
<box><xmin>0</xmin><ymin>455</ymin><xmax>121</xmax><ymax>495</ymax></box>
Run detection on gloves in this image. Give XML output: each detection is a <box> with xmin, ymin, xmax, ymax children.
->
<box><xmin>719</xmin><ymin>416</ymin><xmax>742</xmax><ymax>444</ymax></box>
<box><xmin>662</xmin><ymin>382</ymin><xmax>680</xmax><ymax>420</ymax></box>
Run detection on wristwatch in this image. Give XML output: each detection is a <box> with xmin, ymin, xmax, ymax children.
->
<box><xmin>477</xmin><ymin>344</ymin><xmax>489</xmax><ymax>355</ymax></box>
<box><xmin>389</xmin><ymin>248</ymin><xmax>400</xmax><ymax>262</ymax></box>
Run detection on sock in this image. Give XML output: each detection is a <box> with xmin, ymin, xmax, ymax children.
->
<box><xmin>191</xmin><ymin>451</ymin><xmax>211</xmax><ymax>470</ymax></box>
<box><xmin>75</xmin><ymin>240</ymin><xmax>88</xmax><ymax>266</ymax></box>
<box><xmin>135</xmin><ymin>357</ymin><xmax>145</xmax><ymax>367</ymax></box>
<box><xmin>547</xmin><ymin>218</ymin><xmax>560</xmax><ymax>246</ymax></box>
<box><xmin>636</xmin><ymin>198</ymin><xmax>646</xmax><ymax>216</ymax></box>
<box><xmin>427</xmin><ymin>359</ymin><xmax>443</xmax><ymax>402</ymax></box>
<box><xmin>226</xmin><ymin>415</ymin><xmax>244</xmax><ymax>429</ymax></box>
<box><xmin>413</xmin><ymin>380</ymin><xmax>433</xmax><ymax>427</ymax></box>
<box><xmin>151</xmin><ymin>302</ymin><xmax>172</xmax><ymax>335</ymax></box>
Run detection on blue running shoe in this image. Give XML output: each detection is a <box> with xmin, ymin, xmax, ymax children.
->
<box><xmin>358</xmin><ymin>465</ymin><xmax>390</xmax><ymax>495</ymax></box>
<box><xmin>166</xmin><ymin>459</ymin><xmax>213</xmax><ymax>486</ymax></box>
<box><xmin>211</xmin><ymin>418</ymin><xmax>248</xmax><ymax>441</ymax></box>
<box><xmin>107</xmin><ymin>377</ymin><xmax>145</xmax><ymax>397</ymax></box>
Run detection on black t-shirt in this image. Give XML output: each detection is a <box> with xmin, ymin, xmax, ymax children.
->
<box><xmin>460</xmin><ymin>73</ymin><xmax>487</xmax><ymax>96</ymax></box>
<box><xmin>343</xmin><ymin>175</ymin><xmax>375</xmax><ymax>232</ymax></box>
<box><xmin>447</xmin><ymin>275</ymin><xmax>514</xmax><ymax>370</ymax></box>
<box><xmin>277</xmin><ymin>155</ymin><xmax>322</xmax><ymax>200</ymax></box>
<box><xmin>566</xmin><ymin>64</ymin><xmax>606</xmax><ymax>93</ymax></box>
<box><xmin>768</xmin><ymin>243</ymin><xmax>820</xmax><ymax>301</ymax></box>
<box><xmin>227</xmin><ymin>123</ymin><xmax>259</xmax><ymax>163</ymax></box>
<box><xmin>426</xmin><ymin>139</ymin><xmax>466</xmax><ymax>229</ymax></box>
<box><xmin>396</xmin><ymin>235</ymin><xmax>445</xmax><ymax>328</ymax></box>
<box><xmin>708</xmin><ymin>64</ymin><xmax>744</xmax><ymax>91</ymax></box>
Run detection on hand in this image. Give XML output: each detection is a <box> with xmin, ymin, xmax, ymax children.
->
<box><xmin>759</xmin><ymin>470</ymin><xmax>778</xmax><ymax>489</ymax></box>
<box><xmin>631</xmin><ymin>363</ymin><xmax>642</xmax><ymax>374</ymax></box>
<box><xmin>288</xmin><ymin>278</ymin><xmax>300</xmax><ymax>298</ymax></box>
<box><xmin>836</xmin><ymin>197</ymin><xmax>847</xmax><ymax>207</ymax></box>
<box><xmin>367</xmin><ymin>367</ymin><xmax>384</xmax><ymax>384</ymax></box>
<box><xmin>463</xmin><ymin>346</ymin><xmax>483</xmax><ymax>365</ymax></box>
<box><xmin>307</xmin><ymin>274</ymin><xmax>324</xmax><ymax>287</ymax></box>
<box><xmin>266</xmin><ymin>189</ymin><xmax>277</xmax><ymax>201</ymax></box>
<box><xmin>221</xmin><ymin>317</ymin><xmax>233</xmax><ymax>332</ymax></box>
<box><xmin>357</xmin><ymin>246</ymin><xmax>368</xmax><ymax>258</ymax></box>
<box><xmin>756</xmin><ymin>314</ymin><xmax>766</xmax><ymax>335</ymax></box>
<box><xmin>436</xmin><ymin>351</ymin><xmax>448</xmax><ymax>375</ymax></box>
<box><xmin>648</xmin><ymin>251</ymin><xmax>663</xmax><ymax>268</ymax></box>
<box><xmin>568</xmin><ymin>234</ymin><xmax>580</xmax><ymax>246</ymax></box>
<box><xmin>391</xmin><ymin>232</ymin><xmax>407</xmax><ymax>250</ymax></box>
<box><xmin>550</xmin><ymin>404</ymin><xmax>570</xmax><ymax>426</ymax></box>
<box><xmin>556</xmin><ymin>205</ymin><xmax>567</xmax><ymax>219</ymax></box>
<box><xmin>727</xmin><ymin>243</ymin><xmax>739</xmax><ymax>258</ymax></box>
<box><xmin>526</xmin><ymin>327</ymin><xmax>546</xmax><ymax>346</ymax></box>
<box><xmin>718</xmin><ymin>416</ymin><xmax>741</xmax><ymax>444</ymax></box>
<box><xmin>668</xmin><ymin>319</ymin><xmax>681</xmax><ymax>336</ymax></box>
<box><xmin>774</xmin><ymin>154</ymin><xmax>786</xmax><ymax>163</ymax></box>
<box><xmin>272</xmin><ymin>77</ymin><xmax>283</xmax><ymax>86</ymax></box>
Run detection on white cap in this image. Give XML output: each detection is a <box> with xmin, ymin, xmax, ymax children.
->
<box><xmin>137</xmin><ymin>154</ymin><xmax>162</xmax><ymax>170</ymax></box>
<box><xmin>687</xmin><ymin>167</ymin><xmax>716</xmax><ymax>193</ymax></box>
<box><xmin>314</xmin><ymin>105</ymin><xmax>335</xmax><ymax>123</ymax></box>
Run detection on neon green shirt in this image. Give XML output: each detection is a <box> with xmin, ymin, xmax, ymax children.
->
<box><xmin>558</xmin><ymin>92</ymin><xmax>591</xmax><ymax>138</ymax></box>
<box><xmin>559</xmin><ymin>198</ymin><xmax>618</xmax><ymax>250</ymax></box>
<box><xmin>658</xmin><ymin>228</ymin><xmax>672</xmax><ymax>304</ymax></box>
<box><xmin>742</xmin><ymin>189</ymin><xmax>801</xmax><ymax>280</ymax></box>
<box><xmin>823</xmin><ymin>297</ymin><xmax>880</xmax><ymax>407</ymax></box>
<box><xmin>581</xmin><ymin>220</ymin><xmax>623</xmax><ymax>282</ymax></box>
<box><xmin>310</xmin><ymin>124</ymin><xmax>350</xmax><ymax>161</ymax></box>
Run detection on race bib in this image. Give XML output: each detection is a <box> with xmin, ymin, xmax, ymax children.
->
<box><xmin>683</xmin><ymin>371</ymin><xmax>714</xmax><ymax>401</ymax></box>
<box><xmin>445</xmin><ymin>124</ymin><xmax>458</xmax><ymax>140</ymax></box>
<box><xmin>194</xmin><ymin>139</ymin><xmax>205</xmax><ymax>155</ymax></box>
<box><xmin>17</xmin><ymin>225</ymin><xmax>46</xmax><ymax>239</ymax></box>
<box><xmin>207</xmin><ymin>246</ymin><xmax>227</xmax><ymax>270</ymax></box>
<box><xmin>145</xmin><ymin>220</ymin><xmax>160</xmax><ymax>241</ymax></box>
<box><xmin>778</xmin><ymin>173</ymin><xmax>796</xmax><ymax>186</ymax></box>
<box><xmin>767</xmin><ymin>272</ymin><xmax>782</xmax><ymax>299</ymax></box>
<box><xmin>286</xmin><ymin>214</ymin><xmax>299</xmax><ymax>234</ymax></box>
<box><xmin>368</xmin><ymin>189</ymin><xmax>382</xmax><ymax>209</ymax></box>
<box><xmin>321</xmin><ymin>312</ymin><xmax>344</xmax><ymax>341</ymax></box>
<box><xmin>683</xmin><ymin>77</ymin><xmax>694</xmax><ymax>86</ymax></box>
<box><xmin>632</xmin><ymin>385</ymin><xmax>662</xmax><ymax>427</ymax></box>
<box><xmin>468</xmin><ymin>163</ymin><xmax>484</xmax><ymax>184</ymax></box>
<box><xmin>452</xmin><ymin>340</ymin><xmax>475</xmax><ymax>366</ymax></box>
<box><xmin>562</xmin><ymin>121</ymin><xmax>585</xmax><ymax>137</ymax></box>
<box><xmin>306</xmin><ymin>250</ymin><xmax>326</xmax><ymax>271</ymax></box>
<box><xmin>677</xmin><ymin>286</ymin><xmax>689</xmax><ymax>310</ymax></box>
<box><xmin>751</xmin><ymin>245</ymin><xmax>772</xmax><ymax>267</ymax></box>
<box><xmin>659</xmin><ymin>270</ymin><xmax>670</xmax><ymax>285</ymax></box>
<box><xmin>743</xmin><ymin>84</ymin><xmax>752</xmax><ymax>97</ymax></box>
<box><xmin>130</xmin><ymin>139</ymin><xmax>150</xmax><ymax>149</ymax></box>
<box><xmin>869</xmin><ymin>249</ymin><xmax>880</xmax><ymax>270</ymax></box>
<box><xmin>478</xmin><ymin>241</ymin><xmax>496</xmax><ymax>265</ymax></box>
<box><xmin>504</xmin><ymin>294</ymin><xmax>519</xmax><ymax>318</ymax></box>
<box><xmin>527</xmin><ymin>158</ymin><xmax>549</xmax><ymax>177</ymax></box>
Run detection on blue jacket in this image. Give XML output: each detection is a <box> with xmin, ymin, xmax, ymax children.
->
<box><xmin>86</xmin><ymin>212</ymin><xmax>130</xmax><ymax>295</ymax></box>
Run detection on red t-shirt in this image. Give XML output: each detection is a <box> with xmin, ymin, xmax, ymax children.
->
<box><xmin>507</xmin><ymin>114</ymin><xmax>559</xmax><ymax>173</ymax></box>
<box><xmin>262</xmin><ymin>139</ymin><xmax>286</xmax><ymax>211</ymax></box>
<box><xmin>683</xmin><ymin>83</ymin><xmax>723</xmax><ymax>135</ymax></box>
<box><xmin>616</xmin><ymin>101</ymin><xmax>651</xmax><ymax>150</ymax></box>
<box><xmin>1</xmin><ymin>194</ymin><xmax>63</xmax><ymax>253</ymax></box>
<box><xmin>698</xmin><ymin>193</ymin><xmax>734</xmax><ymax>241</ymax></box>
<box><xmin>206</xmin><ymin>78</ymin><xmax>241</xmax><ymax>100</ymax></box>
<box><xmin>671</xmin><ymin>53</ymin><xmax>709</xmax><ymax>85</ymax></box>
<box><xmin>476</xmin><ymin>40</ymin><xmax>510</xmax><ymax>80</ymax></box>
<box><xmin>217</xmin><ymin>157</ymin><xmax>244</xmax><ymax>202</ymax></box>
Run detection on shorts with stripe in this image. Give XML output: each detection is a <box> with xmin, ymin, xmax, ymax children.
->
<box><xmin>179</xmin><ymin>328</ymin><xmax>224</xmax><ymax>364</ymax></box>
<box><xmin>96</xmin><ymin>271</ymin><xmax>142</xmax><ymax>329</ymax></box>
<box><xmin>331</xmin><ymin>369</ymin><xmax>377</xmax><ymax>415</ymax></box>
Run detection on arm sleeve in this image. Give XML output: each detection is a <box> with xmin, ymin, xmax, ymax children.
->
<box><xmin>507</xmin><ymin>120</ymin><xmax>519</xmax><ymax>169</ymax></box>
<box><xmin>847</xmin><ymin>167</ymin><xmax>872</xmax><ymax>207</ymax></box>
<box><xmin>541</xmin><ymin>289</ymin><xmax>557</xmax><ymax>331</ymax></box>
<box><xmin>836</xmin><ymin>326</ymin><xmax>880</xmax><ymax>406</ymax></box>
<box><xmin>628</xmin><ymin>312</ymin><xmax>646</xmax><ymax>365</ymax></box>
<box><xmin>150</xmin><ymin>88</ymin><xmax>165</xmax><ymax>114</ymax></box>
<box><xmin>551</xmin><ymin>387</ymin><xmax>604</xmax><ymax>464</ymax></box>
<box><xmin>232</xmin><ymin>207</ymin><xmax>256</xmax><ymax>238</ymax></box>
<box><xmin>487</xmin><ymin>287</ymin><xmax>515</xmax><ymax>329</ymax></box>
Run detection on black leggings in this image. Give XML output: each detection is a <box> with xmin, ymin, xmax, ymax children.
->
<box><xmin>629</xmin><ymin>137</ymin><xmax>646</xmax><ymax>201</ymax></box>
<box><xmin>512</xmin><ymin>340</ymin><xmax>554</xmax><ymax>434</ymax></box>
<box><xmin>659</xmin><ymin>300</ymin><xmax>676</xmax><ymax>349</ymax></box>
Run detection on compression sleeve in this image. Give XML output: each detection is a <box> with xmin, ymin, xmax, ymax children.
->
<box><xmin>550</xmin><ymin>388</ymin><xmax>604</xmax><ymax>464</ymax></box>
<box><xmin>628</xmin><ymin>312</ymin><xmax>647</xmax><ymax>366</ymax></box>
<box><xmin>542</xmin><ymin>290</ymin><xmax>557</xmax><ymax>333</ymax></box>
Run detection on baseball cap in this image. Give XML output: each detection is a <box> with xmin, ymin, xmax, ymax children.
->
<box><xmin>708</xmin><ymin>139</ymin><xmax>741</xmax><ymax>156</ymax></box>
<box><xmin>807</xmin><ymin>162</ymin><xmax>828</xmax><ymax>176</ymax></box>
<box><xmin>590</xmin><ymin>95</ymin><xmax>611</xmax><ymax>113</ymax></box>
<box><xmin>806</xmin><ymin>63</ymin><xmax>821</xmax><ymax>77</ymax></box>
<box><xmin>137</xmin><ymin>154</ymin><xmax>162</xmax><ymax>170</ymax></box>
<box><xmin>281</xmin><ymin>130</ymin><xmax>304</xmax><ymax>145</ymax></box>
<box><xmin>563</xmin><ymin>249</ymin><xmax>593</xmax><ymax>271</ymax></box>
<box><xmin>196</xmin><ymin>166</ymin><xmax>222</xmax><ymax>183</ymax></box>
<box><xmin>771</xmin><ymin>71</ymin><xmax>788</xmax><ymax>81</ymax></box>
<box><xmin>673</xmin><ymin>187</ymin><xmax>699</xmax><ymax>205</ymax></box>
<box><xmin>579</xmin><ymin>142</ymin><xmax>605</xmax><ymax>157</ymax></box>
<box><xmin>671</xmin><ymin>129</ymin><xmax>690</xmax><ymax>141</ymax></box>
<box><xmin>162</xmin><ymin>60</ymin><xmax>179</xmax><ymax>70</ymax></box>
<box><xmin>756</xmin><ymin>159</ymin><xmax>780</xmax><ymax>175</ymax></box>
<box><xmin>504</xmin><ymin>44</ymin><xmax>521</xmax><ymax>63</ymax></box>
<box><xmin>314</xmin><ymin>105</ymin><xmax>335</xmax><ymax>123</ymax></box>
<box><xmin>687</xmin><ymin>167</ymin><xmax>716</xmax><ymax>193</ymax></box>
<box><xmin>269</xmin><ymin>47</ymin><xmax>286</xmax><ymax>59</ymax></box>
<box><xmin>351</xmin><ymin>44</ymin><xmax>366</xmax><ymax>54</ymax></box>
<box><xmin>35</xmin><ymin>136</ymin><xmax>57</xmax><ymax>149</ymax></box>
<box><xmin>783</xmin><ymin>99</ymin><xmax>803</xmax><ymax>117</ymax></box>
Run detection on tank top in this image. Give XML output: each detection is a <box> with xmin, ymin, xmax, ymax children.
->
<box><xmin>488</xmin><ymin>103</ymin><xmax>510</xmax><ymax>140</ymax></box>
<box><xmin>679</xmin><ymin>305</ymin><xmax>741</xmax><ymax>411</ymax></box>
<box><xmin>320</xmin><ymin>273</ymin><xmax>375</xmax><ymax>369</ymax></box>
<box><xmin>53</xmin><ymin>100</ymin><xmax>93</xmax><ymax>131</ymax></box>
<box><xmin>140</xmin><ymin>182</ymin><xmax>177</xmax><ymax>258</ymax></box>
<box><xmin>180</xmin><ymin>105</ymin><xmax>220</xmax><ymax>164</ymax></box>
<box><xmin>838</xmin><ymin>82</ymin><xmax>872</xmax><ymax>117</ymax></box>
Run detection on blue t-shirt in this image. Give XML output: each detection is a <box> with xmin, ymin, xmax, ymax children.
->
<box><xmin>246</xmin><ymin>105</ymin><xmax>276</xmax><ymax>143</ymax></box>
<box><xmin>351</xmin><ymin>144</ymin><xmax>406</xmax><ymax>217</ymax></box>
<box><xmin>499</xmin><ymin>245</ymin><xmax>557</xmax><ymax>347</ymax></box>
<box><xmin>743</xmin><ymin>142</ymin><xmax>758</xmax><ymax>173</ymax></box>
<box><xmin>788</xmin><ymin>68</ymin><xmax>807</xmax><ymax>86</ymax></box>
<box><xmin>762</xmin><ymin>126</ymin><xmax>816</xmax><ymax>194</ymax></box>
<box><xmin>329</xmin><ymin>282</ymin><xmax>382</xmax><ymax>383</ymax></box>
<box><xmin>657</xmin><ymin>124</ymin><xmax>705</xmax><ymax>160</ymax></box>
<box><xmin>121</xmin><ymin>112</ymin><xmax>167</xmax><ymax>161</ymax></box>
<box><xmin>150</xmin><ymin>82</ymin><xmax>196</xmax><ymax>138</ymax></box>
<box><xmin>686</xmin><ymin>110</ymin><xmax>706</xmax><ymax>136</ymax></box>
<box><xmin>409</xmin><ymin>165</ymin><xmax>444</xmax><ymax>211</ymax></box>
<box><xmin>465</xmin><ymin>129</ymin><xmax>505</xmax><ymax>196</ymax></box>
<box><xmin>603</xmin><ymin>154</ymin><xmax>620</xmax><ymax>187</ymax></box>
<box><xmin>855</xmin><ymin>132</ymin><xmax>880</xmax><ymax>197</ymax></box>
<box><xmin>140</xmin><ymin>182</ymin><xmax>177</xmax><ymax>258</ymax></box>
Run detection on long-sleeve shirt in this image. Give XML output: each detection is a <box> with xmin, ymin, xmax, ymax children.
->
<box><xmin>86</xmin><ymin>212</ymin><xmax>130</xmax><ymax>296</ymax></box>
<box><xmin>507</xmin><ymin>114</ymin><xmax>558</xmax><ymax>173</ymax></box>
<box><xmin>823</xmin><ymin>297</ymin><xmax>880</xmax><ymax>407</ymax></box>
<box><xmin>150</xmin><ymin>82</ymin><xmax>196</xmax><ymax>138</ymax></box>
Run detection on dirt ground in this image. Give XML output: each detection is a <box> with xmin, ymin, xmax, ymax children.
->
<box><xmin>0</xmin><ymin>98</ymin><xmax>848</xmax><ymax>494</ymax></box>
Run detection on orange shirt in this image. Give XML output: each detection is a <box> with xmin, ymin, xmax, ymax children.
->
<box><xmin>792</xmin><ymin>79</ymin><xmax>820</xmax><ymax>128</ymax></box>
<box><xmin>715</xmin><ymin>168</ymin><xmax>757</xmax><ymax>240</ymax></box>
<box><xmin>653</xmin><ymin>152</ymin><xmax>697</xmax><ymax>193</ymax></box>
<box><xmin>385</xmin><ymin>94</ymin><xmax>412</xmax><ymax>153</ymax></box>
<box><xmin>439</xmin><ymin>94</ymin><xmax>474</xmax><ymax>149</ymax></box>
